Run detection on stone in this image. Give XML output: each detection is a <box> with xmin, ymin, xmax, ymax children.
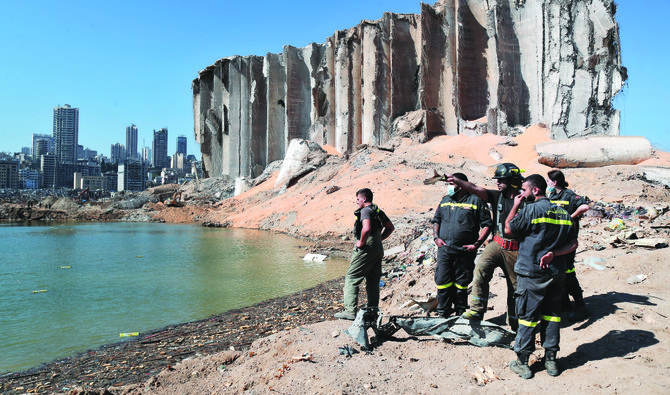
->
<box><xmin>536</xmin><ymin>136</ymin><xmax>652</xmax><ymax>168</ymax></box>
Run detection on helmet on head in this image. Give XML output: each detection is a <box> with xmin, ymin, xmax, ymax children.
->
<box><xmin>493</xmin><ymin>163</ymin><xmax>523</xmax><ymax>179</ymax></box>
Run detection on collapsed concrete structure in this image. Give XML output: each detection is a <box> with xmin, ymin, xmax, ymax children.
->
<box><xmin>193</xmin><ymin>0</ymin><xmax>626</xmax><ymax>179</ymax></box>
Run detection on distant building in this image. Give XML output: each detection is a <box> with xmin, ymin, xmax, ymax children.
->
<box><xmin>110</xmin><ymin>143</ymin><xmax>125</xmax><ymax>164</ymax></box>
<box><xmin>152</xmin><ymin>128</ymin><xmax>168</xmax><ymax>169</ymax></box>
<box><xmin>171</xmin><ymin>152</ymin><xmax>184</xmax><ymax>171</ymax></box>
<box><xmin>103</xmin><ymin>172</ymin><xmax>118</xmax><ymax>192</ymax></box>
<box><xmin>21</xmin><ymin>147</ymin><xmax>31</xmax><ymax>155</ymax></box>
<box><xmin>126</xmin><ymin>124</ymin><xmax>138</xmax><ymax>160</ymax></box>
<box><xmin>53</xmin><ymin>104</ymin><xmax>79</xmax><ymax>164</ymax></box>
<box><xmin>0</xmin><ymin>160</ymin><xmax>19</xmax><ymax>189</ymax></box>
<box><xmin>32</xmin><ymin>133</ymin><xmax>54</xmax><ymax>157</ymax></box>
<box><xmin>118</xmin><ymin>160</ymin><xmax>147</xmax><ymax>192</ymax></box>
<box><xmin>74</xmin><ymin>172</ymin><xmax>105</xmax><ymax>190</ymax></box>
<box><xmin>177</xmin><ymin>135</ymin><xmax>187</xmax><ymax>156</ymax></box>
<box><xmin>140</xmin><ymin>146</ymin><xmax>151</xmax><ymax>164</ymax></box>
<box><xmin>56</xmin><ymin>161</ymin><xmax>101</xmax><ymax>188</ymax></box>
<box><xmin>82</xmin><ymin>148</ymin><xmax>98</xmax><ymax>161</ymax></box>
<box><xmin>34</xmin><ymin>139</ymin><xmax>49</xmax><ymax>159</ymax></box>
<box><xmin>40</xmin><ymin>154</ymin><xmax>57</xmax><ymax>189</ymax></box>
<box><xmin>19</xmin><ymin>169</ymin><xmax>40</xmax><ymax>189</ymax></box>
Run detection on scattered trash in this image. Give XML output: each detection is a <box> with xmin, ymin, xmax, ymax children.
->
<box><xmin>472</xmin><ymin>365</ymin><xmax>501</xmax><ymax>386</ymax></box>
<box><xmin>582</xmin><ymin>257</ymin><xmax>606</xmax><ymax>271</ymax></box>
<box><xmin>32</xmin><ymin>289</ymin><xmax>48</xmax><ymax>294</ymax></box>
<box><xmin>384</xmin><ymin>245</ymin><xmax>405</xmax><ymax>257</ymax></box>
<box><xmin>60</xmin><ymin>265</ymin><xmax>71</xmax><ymax>269</ymax></box>
<box><xmin>632</xmin><ymin>238</ymin><xmax>669</xmax><ymax>249</ymax></box>
<box><xmin>303</xmin><ymin>253</ymin><xmax>327</xmax><ymax>262</ymax></box>
<box><xmin>379</xmin><ymin>280</ymin><xmax>386</xmax><ymax>287</ymax></box>
<box><xmin>606</xmin><ymin>218</ymin><xmax>625</xmax><ymax>231</ymax></box>
<box><xmin>627</xmin><ymin>274</ymin><xmax>647</xmax><ymax>285</ymax></box>
<box><xmin>292</xmin><ymin>352</ymin><xmax>314</xmax><ymax>362</ymax></box>
<box><xmin>592</xmin><ymin>243</ymin><xmax>606</xmax><ymax>251</ymax></box>
<box><xmin>338</xmin><ymin>345</ymin><xmax>359</xmax><ymax>357</ymax></box>
<box><xmin>119</xmin><ymin>332</ymin><xmax>139</xmax><ymax>337</ymax></box>
<box><xmin>136</xmin><ymin>255</ymin><xmax>144</xmax><ymax>258</ymax></box>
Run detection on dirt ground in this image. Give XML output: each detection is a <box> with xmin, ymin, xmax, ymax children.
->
<box><xmin>3</xmin><ymin>126</ymin><xmax>670</xmax><ymax>394</ymax></box>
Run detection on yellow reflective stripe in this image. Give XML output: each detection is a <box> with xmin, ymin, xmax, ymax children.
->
<box><xmin>437</xmin><ymin>282</ymin><xmax>453</xmax><ymax>289</ymax></box>
<box><xmin>518</xmin><ymin>319</ymin><xmax>538</xmax><ymax>328</ymax></box>
<box><xmin>531</xmin><ymin>217</ymin><xmax>573</xmax><ymax>226</ymax></box>
<box><xmin>566</xmin><ymin>267</ymin><xmax>576</xmax><ymax>274</ymax></box>
<box><xmin>455</xmin><ymin>283</ymin><xmax>468</xmax><ymax>290</ymax></box>
<box><xmin>541</xmin><ymin>315</ymin><xmax>561</xmax><ymax>323</ymax></box>
<box><xmin>440</xmin><ymin>202</ymin><xmax>478</xmax><ymax>209</ymax></box>
<box><xmin>550</xmin><ymin>200</ymin><xmax>570</xmax><ymax>206</ymax></box>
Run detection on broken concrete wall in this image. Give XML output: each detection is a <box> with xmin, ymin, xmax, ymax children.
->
<box><xmin>193</xmin><ymin>0</ymin><xmax>626</xmax><ymax>179</ymax></box>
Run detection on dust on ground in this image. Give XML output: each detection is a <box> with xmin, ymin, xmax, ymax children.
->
<box><xmin>2</xmin><ymin>125</ymin><xmax>670</xmax><ymax>394</ymax></box>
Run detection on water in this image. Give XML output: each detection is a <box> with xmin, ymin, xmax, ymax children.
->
<box><xmin>0</xmin><ymin>222</ymin><xmax>348</xmax><ymax>373</ymax></box>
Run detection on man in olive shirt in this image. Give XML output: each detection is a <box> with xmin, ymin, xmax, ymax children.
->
<box><xmin>335</xmin><ymin>188</ymin><xmax>394</xmax><ymax>320</ymax></box>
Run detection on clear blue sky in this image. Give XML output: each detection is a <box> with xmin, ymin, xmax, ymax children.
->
<box><xmin>0</xmin><ymin>0</ymin><xmax>667</xmax><ymax>157</ymax></box>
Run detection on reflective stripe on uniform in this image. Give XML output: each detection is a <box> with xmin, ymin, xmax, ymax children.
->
<box><xmin>518</xmin><ymin>319</ymin><xmax>538</xmax><ymax>327</ymax></box>
<box><xmin>566</xmin><ymin>267</ymin><xmax>576</xmax><ymax>274</ymax></box>
<box><xmin>541</xmin><ymin>315</ymin><xmax>561</xmax><ymax>323</ymax></box>
<box><xmin>439</xmin><ymin>202</ymin><xmax>478</xmax><ymax>209</ymax></box>
<box><xmin>550</xmin><ymin>200</ymin><xmax>570</xmax><ymax>206</ymax></box>
<box><xmin>437</xmin><ymin>282</ymin><xmax>453</xmax><ymax>289</ymax></box>
<box><xmin>531</xmin><ymin>217</ymin><xmax>573</xmax><ymax>226</ymax></box>
<box><xmin>455</xmin><ymin>283</ymin><xmax>468</xmax><ymax>290</ymax></box>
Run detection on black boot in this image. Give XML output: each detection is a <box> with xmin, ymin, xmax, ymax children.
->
<box><xmin>544</xmin><ymin>350</ymin><xmax>559</xmax><ymax>376</ymax></box>
<box><xmin>509</xmin><ymin>354</ymin><xmax>533</xmax><ymax>379</ymax></box>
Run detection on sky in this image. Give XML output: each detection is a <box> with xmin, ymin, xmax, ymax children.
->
<box><xmin>0</xmin><ymin>0</ymin><xmax>667</xmax><ymax>158</ymax></box>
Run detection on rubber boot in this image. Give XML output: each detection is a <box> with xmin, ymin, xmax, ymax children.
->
<box><xmin>509</xmin><ymin>354</ymin><xmax>533</xmax><ymax>379</ymax></box>
<box><xmin>544</xmin><ymin>350</ymin><xmax>559</xmax><ymax>376</ymax></box>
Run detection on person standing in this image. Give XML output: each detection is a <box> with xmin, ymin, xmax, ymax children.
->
<box><xmin>335</xmin><ymin>188</ymin><xmax>394</xmax><ymax>320</ymax></box>
<box><xmin>547</xmin><ymin>170</ymin><xmax>591</xmax><ymax>321</ymax></box>
<box><xmin>505</xmin><ymin>174</ymin><xmax>578</xmax><ymax>379</ymax></box>
<box><xmin>432</xmin><ymin>173</ymin><xmax>492</xmax><ymax>318</ymax></box>
<box><xmin>446</xmin><ymin>163</ymin><xmax>524</xmax><ymax>331</ymax></box>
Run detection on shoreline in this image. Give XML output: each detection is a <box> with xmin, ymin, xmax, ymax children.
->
<box><xmin>0</xmin><ymin>276</ymin><xmax>346</xmax><ymax>394</ymax></box>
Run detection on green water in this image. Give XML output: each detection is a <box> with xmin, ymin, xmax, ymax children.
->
<box><xmin>0</xmin><ymin>221</ymin><xmax>348</xmax><ymax>373</ymax></box>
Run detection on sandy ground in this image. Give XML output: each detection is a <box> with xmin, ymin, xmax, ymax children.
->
<box><xmin>8</xmin><ymin>126</ymin><xmax>670</xmax><ymax>394</ymax></box>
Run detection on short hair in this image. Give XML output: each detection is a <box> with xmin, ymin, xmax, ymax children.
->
<box><xmin>452</xmin><ymin>172</ymin><xmax>468</xmax><ymax>182</ymax></box>
<box><xmin>356</xmin><ymin>188</ymin><xmax>373</xmax><ymax>202</ymax></box>
<box><xmin>547</xmin><ymin>170</ymin><xmax>569</xmax><ymax>189</ymax></box>
<box><xmin>524</xmin><ymin>174</ymin><xmax>547</xmax><ymax>195</ymax></box>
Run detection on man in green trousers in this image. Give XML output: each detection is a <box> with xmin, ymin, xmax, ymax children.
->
<box><xmin>335</xmin><ymin>188</ymin><xmax>395</xmax><ymax>320</ymax></box>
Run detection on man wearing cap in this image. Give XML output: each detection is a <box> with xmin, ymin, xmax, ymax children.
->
<box><xmin>504</xmin><ymin>174</ymin><xmax>578</xmax><ymax>378</ymax></box>
<box><xmin>431</xmin><ymin>173</ymin><xmax>492</xmax><ymax>318</ymax></box>
<box><xmin>445</xmin><ymin>163</ymin><xmax>524</xmax><ymax>331</ymax></box>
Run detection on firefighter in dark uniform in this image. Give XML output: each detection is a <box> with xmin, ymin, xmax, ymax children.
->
<box><xmin>547</xmin><ymin>170</ymin><xmax>591</xmax><ymax>321</ymax></box>
<box><xmin>446</xmin><ymin>163</ymin><xmax>525</xmax><ymax>331</ymax></box>
<box><xmin>335</xmin><ymin>188</ymin><xmax>394</xmax><ymax>320</ymax></box>
<box><xmin>505</xmin><ymin>174</ymin><xmax>578</xmax><ymax>379</ymax></box>
<box><xmin>432</xmin><ymin>173</ymin><xmax>492</xmax><ymax>318</ymax></box>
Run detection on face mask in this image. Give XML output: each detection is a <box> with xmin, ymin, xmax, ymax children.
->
<box><xmin>547</xmin><ymin>186</ymin><xmax>555</xmax><ymax>194</ymax></box>
<box><xmin>447</xmin><ymin>185</ymin><xmax>458</xmax><ymax>197</ymax></box>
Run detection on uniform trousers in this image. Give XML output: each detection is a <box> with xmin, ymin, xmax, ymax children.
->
<box><xmin>435</xmin><ymin>246</ymin><xmax>475</xmax><ymax>316</ymax></box>
<box><xmin>343</xmin><ymin>231</ymin><xmax>384</xmax><ymax>313</ymax></box>
<box><xmin>513</xmin><ymin>272</ymin><xmax>565</xmax><ymax>358</ymax></box>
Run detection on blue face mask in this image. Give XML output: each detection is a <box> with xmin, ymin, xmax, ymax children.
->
<box><xmin>447</xmin><ymin>185</ymin><xmax>458</xmax><ymax>197</ymax></box>
<box><xmin>547</xmin><ymin>185</ymin><xmax>555</xmax><ymax>194</ymax></box>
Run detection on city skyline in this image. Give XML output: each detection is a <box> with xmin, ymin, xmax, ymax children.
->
<box><xmin>0</xmin><ymin>1</ymin><xmax>667</xmax><ymax>155</ymax></box>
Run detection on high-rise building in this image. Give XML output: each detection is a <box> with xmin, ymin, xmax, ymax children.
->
<box><xmin>34</xmin><ymin>139</ymin><xmax>49</xmax><ymax>159</ymax></box>
<box><xmin>126</xmin><ymin>124</ymin><xmax>138</xmax><ymax>159</ymax></box>
<box><xmin>152</xmin><ymin>128</ymin><xmax>168</xmax><ymax>169</ymax></box>
<box><xmin>53</xmin><ymin>105</ymin><xmax>79</xmax><ymax>164</ymax></box>
<box><xmin>41</xmin><ymin>154</ymin><xmax>57</xmax><ymax>188</ymax></box>
<box><xmin>118</xmin><ymin>160</ymin><xmax>146</xmax><ymax>192</ymax></box>
<box><xmin>141</xmin><ymin>146</ymin><xmax>151</xmax><ymax>163</ymax></box>
<box><xmin>32</xmin><ymin>133</ymin><xmax>54</xmax><ymax>157</ymax></box>
<box><xmin>177</xmin><ymin>135</ymin><xmax>187</xmax><ymax>156</ymax></box>
<box><xmin>111</xmin><ymin>143</ymin><xmax>126</xmax><ymax>164</ymax></box>
<box><xmin>0</xmin><ymin>160</ymin><xmax>19</xmax><ymax>189</ymax></box>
